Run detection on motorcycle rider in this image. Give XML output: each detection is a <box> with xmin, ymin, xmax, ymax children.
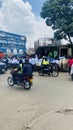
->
<box><xmin>17</xmin><ymin>58</ymin><xmax>33</xmax><ymax>84</ymax></box>
<box><xmin>12</xmin><ymin>57</ymin><xmax>33</xmax><ymax>83</ymax></box>
<box><xmin>22</xmin><ymin>58</ymin><xmax>33</xmax><ymax>77</ymax></box>
<box><xmin>41</xmin><ymin>56</ymin><xmax>49</xmax><ymax>68</ymax></box>
<box><xmin>12</xmin><ymin>59</ymin><xmax>23</xmax><ymax>82</ymax></box>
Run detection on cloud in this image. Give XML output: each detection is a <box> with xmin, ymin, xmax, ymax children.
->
<box><xmin>0</xmin><ymin>0</ymin><xmax>54</xmax><ymax>48</ymax></box>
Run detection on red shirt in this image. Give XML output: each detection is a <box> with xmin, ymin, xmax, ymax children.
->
<box><xmin>68</xmin><ymin>59</ymin><xmax>73</xmax><ymax>67</ymax></box>
<box><xmin>0</xmin><ymin>52</ymin><xmax>4</xmax><ymax>58</ymax></box>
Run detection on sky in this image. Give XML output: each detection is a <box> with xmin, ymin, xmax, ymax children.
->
<box><xmin>0</xmin><ymin>0</ymin><xmax>54</xmax><ymax>48</ymax></box>
<box><xmin>23</xmin><ymin>0</ymin><xmax>46</xmax><ymax>16</ymax></box>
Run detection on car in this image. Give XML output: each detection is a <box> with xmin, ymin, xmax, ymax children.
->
<box><xmin>0</xmin><ymin>62</ymin><xmax>7</xmax><ymax>74</ymax></box>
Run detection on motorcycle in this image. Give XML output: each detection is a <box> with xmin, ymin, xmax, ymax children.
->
<box><xmin>7</xmin><ymin>69</ymin><xmax>33</xmax><ymax>90</ymax></box>
<box><xmin>38</xmin><ymin>63</ymin><xmax>59</xmax><ymax>77</ymax></box>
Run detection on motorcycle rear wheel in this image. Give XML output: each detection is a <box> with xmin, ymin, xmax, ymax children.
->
<box><xmin>52</xmin><ymin>70</ymin><xmax>58</xmax><ymax>77</ymax></box>
<box><xmin>7</xmin><ymin>76</ymin><xmax>14</xmax><ymax>86</ymax></box>
<box><xmin>23</xmin><ymin>81</ymin><xmax>31</xmax><ymax>90</ymax></box>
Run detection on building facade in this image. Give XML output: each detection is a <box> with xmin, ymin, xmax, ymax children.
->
<box><xmin>35</xmin><ymin>44</ymin><xmax>73</xmax><ymax>59</ymax></box>
<box><xmin>34</xmin><ymin>37</ymin><xmax>61</xmax><ymax>51</ymax></box>
<box><xmin>0</xmin><ymin>30</ymin><xmax>26</xmax><ymax>55</ymax></box>
<box><xmin>34</xmin><ymin>37</ymin><xmax>53</xmax><ymax>50</ymax></box>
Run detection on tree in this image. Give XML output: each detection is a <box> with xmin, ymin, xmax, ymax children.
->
<box><xmin>40</xmin><ymin>0</ymin><xmax>73</xmax><ymax>44</ymax></box>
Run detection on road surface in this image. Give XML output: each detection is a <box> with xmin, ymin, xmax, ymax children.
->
<box><xmin>0</xmin><ymin>70</ymin><xmax>73</xmax><ymax>130</ymax></box>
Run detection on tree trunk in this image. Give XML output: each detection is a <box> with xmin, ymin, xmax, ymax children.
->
<box><xmin>67</xmin><ymin>34</ymin><xmax>72</xmax><ymax>45</ymax></box>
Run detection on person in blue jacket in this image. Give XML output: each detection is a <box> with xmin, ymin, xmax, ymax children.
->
<box><xmin>22</xmin><ymin>58</ymin><xmax>33</xmax><ymax>77</ymax></box>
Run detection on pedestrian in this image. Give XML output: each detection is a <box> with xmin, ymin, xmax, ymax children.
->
<box><xmin>68</xmin><ymin>56</ymin><xmax>73</xmax><ymax>75</ymax></box>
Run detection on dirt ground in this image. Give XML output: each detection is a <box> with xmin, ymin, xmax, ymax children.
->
<box><xmin>0</xmin><ymin>70</ymin><xmax>73</xmax><ymax>130</ymax></box>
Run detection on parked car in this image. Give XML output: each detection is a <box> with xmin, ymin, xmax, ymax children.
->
<box><xmin>0</xmin><ymin>62</ymin><xmax>7</xmax><ymax>73</ymax></box>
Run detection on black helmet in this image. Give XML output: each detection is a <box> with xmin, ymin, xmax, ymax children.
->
<box><xmin>25</xmin><ymin>58</ymin><xmax>29</xmax><ymax>63</ymax></box>
<box><xmin>19</xmin><ymin>59</ymin><xmax>23</xmax><ymax>64</ymax></box>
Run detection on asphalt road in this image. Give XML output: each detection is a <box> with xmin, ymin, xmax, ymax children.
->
<box><xmin>0</xmin><ymin>70</ymin><xmax>73</xmax><ymax>130</ymax></box>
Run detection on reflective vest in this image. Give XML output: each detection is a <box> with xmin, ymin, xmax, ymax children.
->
<box><xmin>42</xmin><ymin>59</ymin><xmax>49</xmax><ymax>65</ymax></box>
<box><xmin>18</xmin><ymin>64</ymin><xmax>22</xmax><ymax>73</ymax></box>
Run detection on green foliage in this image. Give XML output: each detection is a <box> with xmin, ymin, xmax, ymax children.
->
<box><xmin>40</xmin><ymin>0</ymin><xmax>73</xmax><ymax>44</ymax></box>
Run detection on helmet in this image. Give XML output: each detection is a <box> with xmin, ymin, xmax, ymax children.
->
<box><xmin>25</xmin><ymin>58</ymin><xmax>29</xmax><ymax>63</ymax></box>
<box><xmin>42</xmin><ymin>56</ymin><xmax>46</xmax><ymax>59</ymax></box>
<box><xmin>19</xmin><ymin>59</ymin><xmax>23</xmax><ymax>64</ymax></box>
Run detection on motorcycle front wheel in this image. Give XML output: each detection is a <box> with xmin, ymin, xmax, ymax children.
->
<box><xmin>39</xmin><ymin>70</ymin><xmax>44</xmax><ymax>76</ymax></box>
<box><xmin>7</xmin><ymin>76</ymin><xmax>14</xmax><ymax>86</ymax></box>
<box><xmin>23</xmin><ymin>81</ymin><xmax>31</xmax><ymax>90</ymax></box>
<box><xmin>52</xmin><ymin>70</ymin><xmax>58</xmax><ymax>77</ymax></box>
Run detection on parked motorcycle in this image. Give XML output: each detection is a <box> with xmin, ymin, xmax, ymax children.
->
<box><xmin>7</xmin><ymin>69</ymin><xmax>33</xmax><ymax>90</ymax></box>
<box><xmin>38</xmin><ymin>63</ymin><xmax>59</xmax><ymax>77</ymax></box>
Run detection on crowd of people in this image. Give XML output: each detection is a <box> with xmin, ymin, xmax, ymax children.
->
<box><xmin>2</xmin><ymin>53</ymin><xmax>73</xmax><ymax>75</ymax></box>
